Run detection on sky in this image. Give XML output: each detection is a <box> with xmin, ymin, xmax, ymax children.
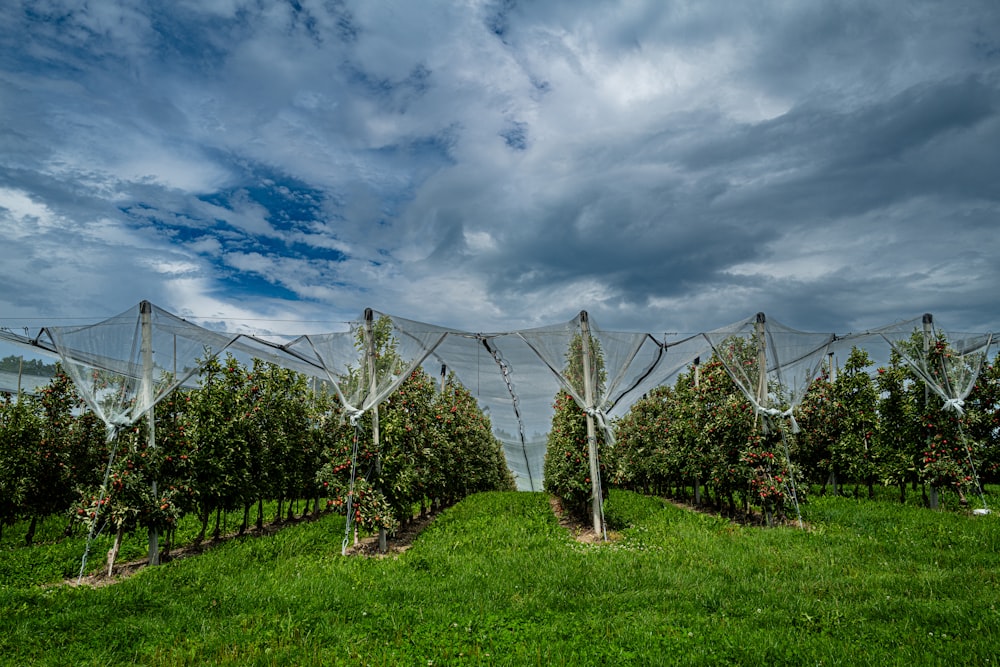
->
<box><xmin>1</xmin><ymin>0</ymin><xmax>999</xmax><ymax>339</ymax></box>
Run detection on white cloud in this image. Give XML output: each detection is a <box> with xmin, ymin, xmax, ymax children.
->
<box><xmin>0</xmin><ymin>0</ymin><xmax>998</xmax><ymax>337</ymax></box>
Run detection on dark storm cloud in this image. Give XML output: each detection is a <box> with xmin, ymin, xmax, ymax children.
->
<box><xmin>0</xmin><ymin>0</ymin><xmax>997</xmax><ymax>336</ymax></box>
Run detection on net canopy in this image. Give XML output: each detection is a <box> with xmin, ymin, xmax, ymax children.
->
<box><xmin>3</xmin><ymin>301</ymin><xmax>997</xmax><ymax>494</ymax></box>
<box><xmin>283</xmin><ymin>310</ymin><xmax>449</xmax><ymax>422</ymax></box>
<box><xmin>702</xmin><ymin>313</ymin><xmax>836</xmax><ymax>433</ymax></box>
<box><xmin>879</xmin><ymin>317</ymin><xmax>993</xmax><ymax>415</ymax></box>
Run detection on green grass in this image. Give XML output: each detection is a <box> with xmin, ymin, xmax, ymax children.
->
<box><xmin>2</xmin><ymin>491</ymin><xmax>999</xmax><ymax>665</ymax></box>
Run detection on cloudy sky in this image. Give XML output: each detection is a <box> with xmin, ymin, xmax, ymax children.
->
<box><xmin>1</xmin><ymin>0</ymin><xmax>998</xmax><ymax>338</ymax></box>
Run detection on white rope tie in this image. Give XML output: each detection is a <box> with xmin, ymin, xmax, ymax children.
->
<box><xmin>345</xmin><ymin>407</ymin><xmax>364</xmax><ymax>426</ymax></box>
<box><xmin>757</xmin><ymin>406</ymin><xmax>800</xmax><ymax>434</ymax></box>
<box><xmin>942</xmin><ymin>398</ymin><xmax>965</xmax><ymax>416</ymax></box>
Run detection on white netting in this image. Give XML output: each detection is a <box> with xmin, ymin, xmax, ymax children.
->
<box><xmin>418</xmin><ymin>328</ymin><xmax>557</xmax><ymax>491</ymax></box>
<box><xmin>879</xmin><ymin>317</ymin><xmax>993</xmax><ymax>413</ymax></box>
<box><xmin>703</xmin><ymin>313</ymin><xmax>836</xmax><ymax>432</ymax></box>
<box><xmin>3</xmin><ymin>301</ymin><xmax>997</xmax><ymax>497</ymax></box>
<box><xmin>37</xmin><ymin>302</ymin><xmax>243</xmax><ymax>428</ymax></box>
<box><xmin>285</xmin><ymin>310</ymin><xmax>449</xmax><ymax>422</ymax></box>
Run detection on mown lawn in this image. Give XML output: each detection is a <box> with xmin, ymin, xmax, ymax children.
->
<box><xmin>1</xmin><ymin>490</ymin><xmax>998</xmax><ymax>665</ymax></box>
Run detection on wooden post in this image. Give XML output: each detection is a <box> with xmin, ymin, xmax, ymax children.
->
<box><xmin>755</xmin><ymin>313</ymin><xmax>768</xmax><ymax>425</ymax></box>
<box><xmin>141</xmin><ymin>301</ymin><xmax>159</xmax><ymax>565</ymax></box>
<box><xmin>364</xmin><ymin>309</ymin><xmax>387</xmax><ymax>553</ymax></box>
<box><xmin>579</xmin><ymin>311</ymin><xmax>604</xmax><ymax>537</ymax></box>
<box><xmin>440</xmin><ymin>363</ymin><xmax>447</xmax><ymax>392</ymax></box>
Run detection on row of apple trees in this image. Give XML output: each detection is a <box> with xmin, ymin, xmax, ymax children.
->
<box><xmin>608</xmin><ymin>333</ymin><xmax>999</xmax><ymax>520</ymax></box>
<box><xmin>543</xmin><ymin>330</ymin><xmax>999</xmax><ymax>525</ymax></box>
<box><xmin>0</xmin><ymin>338</ymin><xmax>514</xmax><ymax>552</ymax></box>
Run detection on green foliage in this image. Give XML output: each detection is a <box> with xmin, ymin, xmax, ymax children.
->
<box><xmin>0</xmin><ymin>398</ymin><xmax>43</xmax><ymax>536</ymax></box>
<box><xmin>0</xmin><ymin>369</ymin><xmax>105</xmax><ymax>543</ymax></box>
<box><xmin>317</xmin><ymin>367</ymin><xmax>514</xmax><ymax>535</ymax></box>
<box><xmin>1</xmin><ymin>490</ymin><xmax>999</xmax><ymax>665</ymax></box>
<box><xmin>797</xmin><ymin>348</ymin><xmax>881</xmax><ymax>496</ymax></box>
<box><xmin>966</xmin><ymin>358</ymin><xmax>1000</xmax><ymax>482</ymax></box>
<box><xmin>432</xmin><ymin>375</ymin><xmax>516</xmax><ymax>498</ymax></box>
<box><xmin>543</xmin><ymin>333</ymin><xmax>609</xmax><ymax>522</ymax></box>
<box><xmin>613</xmin><ymin>339</ymin><xmax>799</xmax><ymax>522</ymax></box>
<box><xmin>543</xmin><ymin>390</ymin><xmax>609</xmax><ymax>521</ymax></box>
<box><xmin>614</xmin><ymin>333</ymin><xmax>1000</xmax><ymax>514</ymax></box>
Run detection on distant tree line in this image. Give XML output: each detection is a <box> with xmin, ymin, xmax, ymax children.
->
<box><xmin>0</xmin><ymin>355</ymin><xmax>58</xmax><ymax>377</ymax></box>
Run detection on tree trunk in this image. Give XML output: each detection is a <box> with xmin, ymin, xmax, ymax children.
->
<box><xmin>196</xmin><ymin>506</ymin><xmax>210</xmax><ymax>543</ymax></box>
<box><xmin>107</xmin><ymin>524</ymin><xmax>125</xmax><ymax>577</ymax></box>
<box><xmin>24</xmin><ymin>515</ymin><xmax>37</xmax><ymax>547</ymax></box>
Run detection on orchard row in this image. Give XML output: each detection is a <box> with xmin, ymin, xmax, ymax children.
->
<box><xmin>0</xmin><ymin>354</ymin><xmax>514</xmax><ymax>553</ymax></box>
<box><xmin>546</xmin><ymin>337</ymin><xmax>1000</xmax><ymax>524</ymax></box>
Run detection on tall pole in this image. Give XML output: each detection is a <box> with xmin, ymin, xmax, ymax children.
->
<box><xmin>364</xmin><ymin>309</ymin><xmax>386</xmax><ymax>553</ymax></box>
<box><xmin>579</xmin><ymin>311</ymin><xmax>604</xmax><ymax>537</ymax></box>
<box><xmin>140</xmin><ymin>301</ymin><xmax>159</xmax><ymax>565</ymax></box>
<box><xmin>755</xmin><ymin>313</ymin><xmax>767</xmax><ymax>426</ymax></box>
<box><xmin>693</xmin><ymin>356</ymin><xmax>701</xmax><ymax>504</ymax></box>
<box><xmin>923</xmin><ymin>313</ymin><xmax>937</xmax><ymax>509</ymax></box>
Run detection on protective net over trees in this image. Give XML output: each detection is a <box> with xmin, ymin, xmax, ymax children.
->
<box><xmin>1</xmin><ymin>302</ymin><xmax>996</xmax><ymax>500</ymax></box>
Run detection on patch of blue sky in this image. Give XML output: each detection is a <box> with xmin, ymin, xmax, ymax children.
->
<box><xmin>123</xmin><ymin>168</ymin><xmax>349</xmax><ymax>263</ymax></box>
<box><xmin>197</xmin><ymin>166</ymin><xmax>342</xmax><ymax>234</ymax></box>
<box><xmin>500</xmin><ymin>121</ymin><xmax>529</xmax><ymax>151</ymax></box>
<box><xmin>220</xmin><ymin>266</ymin><xmax>301</xmax><ymax>302</ymax></box>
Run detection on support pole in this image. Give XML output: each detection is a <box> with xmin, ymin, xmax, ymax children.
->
<box><xmin>364</xmin><ymin>309</ymin><xmax>387</xmax><ymax>553</ymax></box>
<box><xmin>579</xmin><ymin>311</ymin><xmax>604</xmax><ymax>537</ymax></box>
<box><xmin>693</xmin><ymin>356</ymin><xmax>701</xmax><ymax>504</ymax></box>
<box><xmin>923</xmin><ymin>313</ymin><xmax>938</xmax><ymax>510</ymax></box>
<box><xmin>755</xmin><ymin>313</ymin><xmax>768</xmax><ymax>427</ymax></box>
<box><xmin>755</xmin><ymin>313</ymin><xmax>774</xmax><ymax>525</ymax></box>
<box><xmin>141</xmin><ymin>301</ymin><xmax>159</xmax><ymax>566</ymax></box>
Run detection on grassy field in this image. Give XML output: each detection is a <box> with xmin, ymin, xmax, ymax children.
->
<box><xmin>1</xmin><ymin>490</ymin><xmax>998</xmax><ymax>666</ymax></box>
